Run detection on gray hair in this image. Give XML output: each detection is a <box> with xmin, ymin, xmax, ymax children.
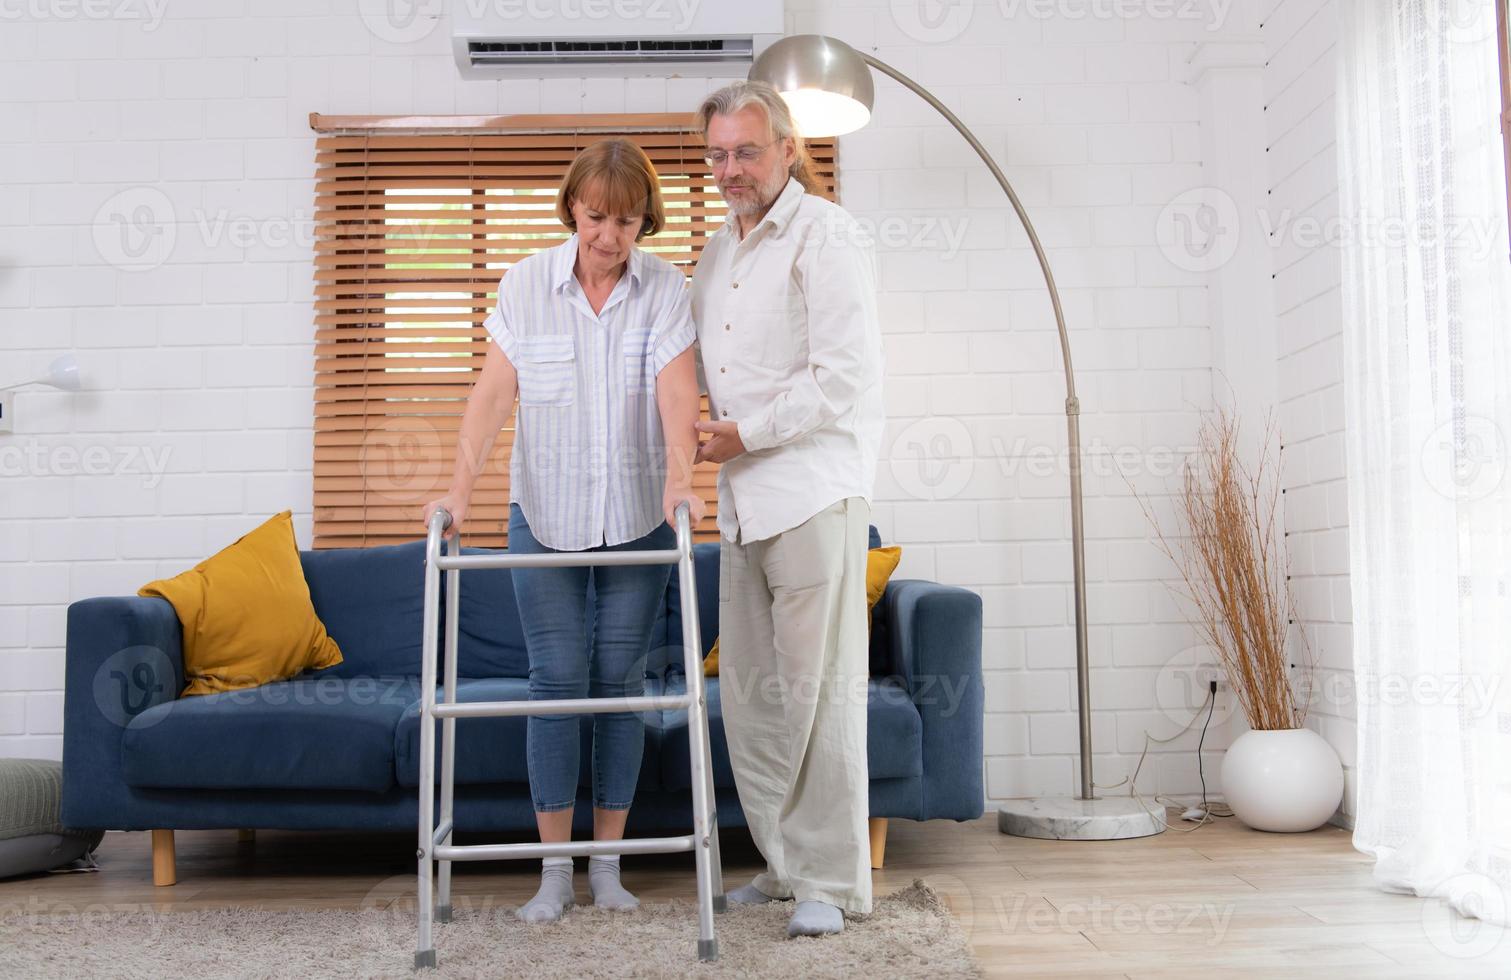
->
<box><xmin>696</xmin><ymin>80</ymin><xmax>820</xmax><ymax>193</ymax></box>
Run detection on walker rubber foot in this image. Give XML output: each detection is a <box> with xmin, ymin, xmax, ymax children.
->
<box><xmin>698</xmin><ymin>938</ymin><xmax>719</xmax><ymax>962</ymax></box>
<box><xmin>414</xmin><ymin>950</ymin><xmax>437</xmax><ymax>970</ymax></box>
<box><xmin>713</xmin><ymin>895</ymin><xmax>727</xmax><ymax>913</ymax></box>
<box><xmin>436</xmin><ymin>904</ymin><xmax>453</xmax><ymax>923</ymax></box>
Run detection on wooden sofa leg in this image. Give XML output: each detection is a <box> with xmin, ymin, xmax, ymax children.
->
<box><xmin>237</xmin><ymin>829</ymin><xmax>256</xmax><ymax>844</ymax></box>
<box><xmin>152</xmin><ymin>829</ymin><xmax>177</xmax><ymax>887</ymax></box>
<box><xmin>869</xmin><ymin>817</ymin><xmax>888</xmax><ymax>870</ymax></box>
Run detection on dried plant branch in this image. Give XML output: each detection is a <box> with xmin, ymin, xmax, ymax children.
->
<box><xmin>1126</xmin><ymin>408</ymin><xmax>1313</xmax><ymax>730</ymax></box>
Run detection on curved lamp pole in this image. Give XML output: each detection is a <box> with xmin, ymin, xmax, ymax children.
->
<box><xmin>750</xmin><ymin>35</ymin><xmax>1163</xmax><ymax>840</ymax></box>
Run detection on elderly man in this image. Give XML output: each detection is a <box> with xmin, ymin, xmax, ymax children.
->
<box><xmin>689</xmin><ymin>79</ymin><xmax>885</xmax><ymax>938</ymax></box>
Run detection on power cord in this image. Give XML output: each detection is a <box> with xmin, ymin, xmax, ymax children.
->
<box><xmin>1094</xmin><ymin>679</ymin><xmax>1233</xmax><ymax>832</ymax></box>
<box><xmin>1192</xmin><ymin>679</ymin><xmax>1227</xmax><ymax>820</ymax></box>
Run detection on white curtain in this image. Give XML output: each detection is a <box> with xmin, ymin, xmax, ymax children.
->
<box><xmin>1337</xmin><ymin>0</ymin><xmax>1511</xmax><ymax>929</ymax></box>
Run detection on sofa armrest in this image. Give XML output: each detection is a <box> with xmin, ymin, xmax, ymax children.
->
<box><xmin>883</xmin><ymin>579</ymin><xmax>984</xmax><ymax>820</ymax></box>
<box><xmin>61</xmin><ymin>596</ymin><xmax>186</xmax><ymax>830</ymax></box>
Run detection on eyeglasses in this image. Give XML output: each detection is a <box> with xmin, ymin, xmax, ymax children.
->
<box><xmin>703</xmin><ymin>140</ymin><xmax>778</xmax><ymax>168</ymax></box>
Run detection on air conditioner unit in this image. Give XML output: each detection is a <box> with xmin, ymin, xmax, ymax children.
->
<box><xmin>451</xmin><ymin>0</ymin><xmax>784</xmax><ymax>79</ymax></box>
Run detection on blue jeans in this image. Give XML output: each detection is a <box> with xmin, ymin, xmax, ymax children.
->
<box><xmin>508</xmin><ymin>503</ymin><xmax>673</xmax><ymax>812</ymax></box>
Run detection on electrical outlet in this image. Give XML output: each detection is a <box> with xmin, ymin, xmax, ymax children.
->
<box><xmin>0</xmin><ymin>391</ymin><xmax>12</xmax><ymax>434</ymax></box>
<box><xmin>1197</xmin><ymin>666</ymin><xmax>1225</xmax><ymax>690</ymax></box>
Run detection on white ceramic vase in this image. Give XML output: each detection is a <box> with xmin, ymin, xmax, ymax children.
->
<box><xmin>1220</xmin><ymin>727</ymin><xmax>1344</xmax><ymax>832</ymax></box>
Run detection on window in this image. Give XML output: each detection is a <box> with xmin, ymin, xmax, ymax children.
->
<box><xmin>307</xmin><ymin>113</ymin><xmax>838</xmax><ymax>548</ymax></box>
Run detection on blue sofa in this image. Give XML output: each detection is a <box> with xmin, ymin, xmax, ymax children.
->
<box><xmin>61</xmin><ymin>525</ymin><xmax>983</xmax><ymax>884</ymax></box>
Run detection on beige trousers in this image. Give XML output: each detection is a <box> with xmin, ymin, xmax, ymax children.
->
<box><xmin>718</xmin><ymin>496</ymin><xmax>872</xmax><ymax>914</ymax></box>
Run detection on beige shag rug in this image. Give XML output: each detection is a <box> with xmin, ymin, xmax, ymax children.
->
<box><xmin>0</xmin><ymin>879</ymin><xmax>979</xmax><ymax>979</ymax></box>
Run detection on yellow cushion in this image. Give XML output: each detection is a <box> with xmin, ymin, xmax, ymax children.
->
<box><xmin>704</xmin><ymin>546</ymin><xmax>901</xmax><ymax>677</ymax></box>
<box><xmin>138</xmin><ymin>510</ymin><xmax>344</xmax><ymax>697</ymax></box>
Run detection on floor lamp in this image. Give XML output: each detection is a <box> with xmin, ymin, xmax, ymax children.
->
<box><xmin>749</xmin><ymin>35</ymin><xmax>1164</xmax><ymax>841</ymax></box>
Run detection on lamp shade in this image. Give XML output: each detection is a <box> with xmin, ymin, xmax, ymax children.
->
<box><xmin>748</xmin><ymin>35</ymin><xmax>874</xmax><ymax>138</ymax></box>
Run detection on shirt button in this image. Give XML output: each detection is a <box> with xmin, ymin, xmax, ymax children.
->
<box><xmin>719</xmin><ymin>366</ymin><xmax>726</xmax><ymax>373</ymax></box>
<box><xmin>721</xmin><ymin>409</ymin><xmax>728</xmax><ymax>417</ymax></box>
<box><xmin>724</xmin><ymin>323</ymin><xmax>731</xmax><ymax>331</ymax></box>
<box><xmin>731</xmin><ymin>282</ymin><xmax>739</xmax><ymax>289</ymax></box>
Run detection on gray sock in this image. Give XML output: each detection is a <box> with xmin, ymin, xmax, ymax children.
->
<box><xmin>516</xmin><ymin>857</ymin><xmax>574</xmax><ymax>923</ymax></box>
<box><xmin>588</xmin><ymin>854</ymin><xmax>639</xmax><ymax>910</ymax></box>
<box><xmin>787</xmin><ymin>900</ymin><xmax>844</xmax><ymax>937</ymax></box>
<box><xmin>727</xmin><ymin>880</ymin><xmax>789</xmax><ymax>905</ymax></box>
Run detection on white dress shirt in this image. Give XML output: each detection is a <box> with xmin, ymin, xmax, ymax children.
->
<box><xmin>483</xmin><ymin>234</ymin><xmax>695</xmax><ymax>551</ymax></box>
<box><xmin>690</xmin><ymin>177</ymin><xmax>885</xmax><ymax>545</ymax></box>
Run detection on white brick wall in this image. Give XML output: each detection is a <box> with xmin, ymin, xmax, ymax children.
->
<box><xmin>1261</xmin><ymin>0</ymin><xmax>1357</xmax><ymax>823</ymax></box>
<box><xmin>3</xmin><ymin>1</ymin><xmax>1252</xmax><ymax>807</ymax></box>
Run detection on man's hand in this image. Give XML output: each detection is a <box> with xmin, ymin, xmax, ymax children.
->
<box><xmin>694</xmin><ymin>420</ymin><xmax>747</xmax><ymax>464</ymax></box>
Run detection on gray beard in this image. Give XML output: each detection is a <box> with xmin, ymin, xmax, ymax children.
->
<box><xmin>721</xmin><ymin>167</ymin><xmax>789</xmax><ymax>216</ymax></box>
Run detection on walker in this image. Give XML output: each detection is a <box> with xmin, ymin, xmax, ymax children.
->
<box><xmin>414</xmin><ymin>503</ymin><xmax>725</xmax><ymax>969</ymax></box>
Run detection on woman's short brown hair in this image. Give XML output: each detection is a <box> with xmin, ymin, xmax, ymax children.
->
<box><xmin>555</xmin><ymin>138</ymin><xmax>665</xmax><ymax>241</ymax></box>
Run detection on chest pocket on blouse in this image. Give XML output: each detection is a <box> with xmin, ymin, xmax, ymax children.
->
<box><xmin>622</xmin><ymin>327</ymin><xmax>655</xmax><ymax>395</ymax></box>
<box><xmin>516</xmin><ymin>335</ymin><xmax>576</xmax><ymax>407</ymax></box>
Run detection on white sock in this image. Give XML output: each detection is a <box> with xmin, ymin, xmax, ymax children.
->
<box><xmin>788</xmin><ymin>900</ymin><xmax>845</xmax><ymax>937</ymax></box>
<box><xmin>728</xmin><ymin>879</ymin><xmax>789</xmax><ymax>905</ymax></box>
<box><xmin>588</xmin><ymin>854</ymin><xmax>639</xmax><ymax>910</ymax></box>
<box><xmin>516</xmin><ymin>857</ymin><xmax>574</xmax><ymax>923</ymax></box>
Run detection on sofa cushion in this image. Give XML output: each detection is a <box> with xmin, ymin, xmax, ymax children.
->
<box><xmin>300</xmin><ymin>541</ymin><xmax>426</xmax><ymax>679</ymax></box>
<box><xmin>393</xmin><ymin>676</ymin><xmax>664</xmax><ymax>791</ymax></box>
<box><xmin>0</xmin><ymin>759</ymin><xmax>105</xmax><ymax>880</ymax></box>
<box><xmin>121</xmin><ymin>677</ymin><xmax>419</xmax><ymax>793</ymax></box>
<box><xmin>659</xmin><ymin>674</ymin><xmax>921</xmax><ymax>791</ymax></box>
<box><xmin>138</xmin><ymin>511</ymin><xmax>345</xmax><ymax>696</ymax></box>
<box><xmin>0</xmin><ymin>835</ymin><xmax>99</xmax><ymax>880</ymax></box>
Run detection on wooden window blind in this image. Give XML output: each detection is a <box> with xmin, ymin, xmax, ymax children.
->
<box><xmin>307</xmin><ymin>112</ymin><xmax>837</xmax><ymax>550</ymax></box>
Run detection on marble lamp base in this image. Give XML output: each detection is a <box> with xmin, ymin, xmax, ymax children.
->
<box><xmin>997</xmin><ymin>797</ymin><xmax>1167</xmax><ymax>841</ymax></box>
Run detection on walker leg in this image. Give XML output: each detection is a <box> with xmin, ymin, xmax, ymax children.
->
<box><xmin>687</xmin><ymin>678</ymin><xmax>720</xmax><ymax>961</ymax></box>
<box><xmin>436</xmin><ymin>814</ymin><xmax>454</xmax><ymax>922</ymax></box>
<box><xmin>416</xmin><ymin>521</ymin><xmax>443</xmax><ymax>969</ymax></box>
<box><xmin>676</xmin><ymin>513</ymin><xmax>722</xmax><ymax>960</ymax></box>
<box><xmin>437</xmin><ymin>563</ymin><xmax>460</xmax><ymax>926</ymax></box>
<box><xmin>437</xmin><ymin>745</ymin><xmax>454</xmax><ymax>926</ymax></box>
<box><xmin>415</xmin><ymin>856</ymin><xmax>435</xmax><ymax>969</ymax></box>
<box><xmin>701</xmin><ymin>710</ymin><xmax>726</xmax><ymax>914</ymax></box>
<box><xmin>676</xmin><ymin>511</ymin><xmax>720</xmax><ymax>961</ymax></box>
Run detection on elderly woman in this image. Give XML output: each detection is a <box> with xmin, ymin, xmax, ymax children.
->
<box><xmin>423</xmin><ymin>138</ymin><xmax>704</xmax><ymax>923</ymax></box>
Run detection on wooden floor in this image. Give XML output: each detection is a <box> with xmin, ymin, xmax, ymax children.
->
<box><xmin>2</xmin><ymin>812</ymin><xmax>1507</xmax><ymax>978</ymax></box>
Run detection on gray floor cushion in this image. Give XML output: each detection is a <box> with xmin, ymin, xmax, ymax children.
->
<box><xmin>0</xmin><ymin>758</ymin><xmax>104</xmax><ymax>879</ymax></box>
